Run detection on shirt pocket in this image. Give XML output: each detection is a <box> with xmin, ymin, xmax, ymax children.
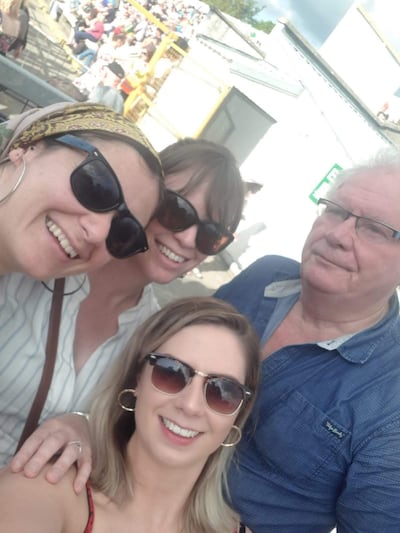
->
<box><xmin>252</xmin><ymin>390</ymin><xmax>351</xmax><ymax>483</ymax></box>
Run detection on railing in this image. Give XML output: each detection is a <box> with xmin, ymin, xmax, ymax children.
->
<box><xmin>0</xmin><ymin>54</ymin><xmax>74</xmax><ymax>117</ymax></box>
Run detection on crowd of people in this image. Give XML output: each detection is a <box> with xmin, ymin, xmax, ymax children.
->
<box><xmin>46</xmin><ymin>0</ymin><xmax>208</xmax><ymax>111</ymax></box>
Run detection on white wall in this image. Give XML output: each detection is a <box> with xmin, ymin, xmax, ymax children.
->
<box><xmin>223</xmin><ymin>20</ymin><xmax>392</xmax><ymax>269</ymax></box>
<box><xmin>320</xmin><ymin>6</ymin><xmax>400</xmax><ymax>116</ymax></box>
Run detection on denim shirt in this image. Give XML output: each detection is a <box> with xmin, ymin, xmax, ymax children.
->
<box><xmin>215</xmin><ymin>255</ymin><xmax>400</xmax><ymax>533</ymax></box>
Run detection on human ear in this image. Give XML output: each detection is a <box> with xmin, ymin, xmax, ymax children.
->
<box><xmin>7</xmin><ymin>147</ymin><xmax>26</xmax><ymax>164</ymax></box>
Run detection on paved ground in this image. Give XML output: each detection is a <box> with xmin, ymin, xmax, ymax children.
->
<box><xmin>7</xmin><ymin>1</ymin><xmax>235</xmax><ymax>304</ymax></box>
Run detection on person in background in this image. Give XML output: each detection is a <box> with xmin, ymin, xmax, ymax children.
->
<box><xmin>7</xmin><ymin>0</ymin><xmax>28</xmax><ymax>59</ymax></box>
<box><xmin>0</xmin><ymin>101</ymin><xmax>163</xmax><ymax>280</ymax></box>
<box><xmin>88</xmin><ymin>60</ymin><xmax>125</xmax><ymax>113</ymax></box>
<box><xmin>5</xmin><ymin>139</ymin><xmax>245</xmax><ymax>494</ymax></box>
<box><xmin>215</xmin><ymin>151</ymin><xmax>400</xmax><ymax>532</ymax></box>
<box><xmin>72</xmin><ymin>8</ymin><xmax>104</xmax><ymax>54</ymax></box>
<box><xmin>0</xmin><ymin>297</ymin><xmax>259</xmax><ymax>533</ymax></box>
<box><xmin>49</xmin><ymin>0</ymin><xmax>79</xmax><ymax>24</ymax></box>
<box><xmin>0</xmin><ymin>0</ymin><xmax>21</xmax><ymax>55</ymax></box>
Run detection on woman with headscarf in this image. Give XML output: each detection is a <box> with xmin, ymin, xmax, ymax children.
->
<box><xmin>4</xmin><ymin>138</ymin><xmax>246</xmax><ymax>490</ymax></box>
<box><xmin>0</xmin><ymin>101</ymin><xmax>164</xmax><ymax>280</ymax></box>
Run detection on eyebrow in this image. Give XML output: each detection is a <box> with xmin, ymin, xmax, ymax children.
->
<box><xmin>330</xmin><ymin>198</ymin><xmax>393</xmax><ymax>225</ymax></box>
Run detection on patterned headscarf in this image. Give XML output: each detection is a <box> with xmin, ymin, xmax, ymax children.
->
<box><xmin>0</xmin><ymin>101</ymin><xmax>161</xmax><ymax>169</ymax></box>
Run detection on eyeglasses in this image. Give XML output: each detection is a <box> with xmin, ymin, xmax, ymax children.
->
<box><xmin>145</xmin><ymin>353</ymin><xmax>252</xmax><ymax>415</ymax></box>
<box><xmin>317</xmin><ymin>198</ymin><xmax>400</xmax><ymax>244</ymax></box>
<box><xmin>155</xmin><ymin>190</ymin><xmax>234</xmax><ymax>255</ymax></box>
<box><xmin>54</xmin><ymin>134</ymin><xmax>148</xmax><ymax>258</ymax></box>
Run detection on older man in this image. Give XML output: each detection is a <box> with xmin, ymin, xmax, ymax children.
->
<box><xmin>216</xmin><ymin>155</ymin><xmax>400</xmax><ymax>532</ymax></box>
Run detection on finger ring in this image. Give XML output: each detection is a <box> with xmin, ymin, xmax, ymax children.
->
<box><xmin>68</xmin><ymin>440</ymin><xmax>82</xmax><ymax>454</ymax></box>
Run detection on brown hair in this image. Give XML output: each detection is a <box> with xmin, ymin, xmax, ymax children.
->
<box><xmin>159</xmin><ymin>138</ymin><xmax>245</xmax><ymax>232</ymax></box>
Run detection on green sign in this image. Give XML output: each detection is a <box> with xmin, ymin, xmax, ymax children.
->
<box><xmin>309</xmin><ymin>163</ymin><xmax>343</xmax><ymax>204</ymax></box>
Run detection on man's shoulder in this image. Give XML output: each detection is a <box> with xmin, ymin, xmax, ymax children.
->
<box><xmin>230</xmin><ymin>255</ymin><xmax>299</xmax><ymax>286</ymax></box>
<box><xmin>245</xmin><ymin>255</ymin><xmax>300</xmax><ymax>275</ymax></box>
<box><xmin>215</xmin><ymin>255</ymin><xmax>300</xmax><ymax>299</ymax></box>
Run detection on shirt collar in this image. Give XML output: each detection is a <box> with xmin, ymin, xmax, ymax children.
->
<box><xmin>263</xmin><ymin>279</ymin><xmax>400</xmax><ymax>364</ymax></box>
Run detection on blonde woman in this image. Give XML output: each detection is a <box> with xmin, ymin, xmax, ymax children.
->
<box><xmin>0</xmin><ymin>297</ymin><xmax>259</xmax><ymax>532</ymax></box>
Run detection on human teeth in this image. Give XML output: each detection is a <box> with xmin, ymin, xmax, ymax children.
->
<box><xmin>162</xmin><ymin>417</ymin><xmax>199</xmax><ymax>438</ymax></box>
<box><xmin>159</xmin><ymin>244</ymin><xmax>185</xmax><ymax>263</ymax></box>
<box><xmin>46</xmin><ymin>218</ymin><xmax>79</xmax><ymax>259</ymax></box>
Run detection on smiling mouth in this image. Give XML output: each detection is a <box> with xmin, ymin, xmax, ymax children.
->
<box><xmin>46</xmin><ymin>217</ymin><xmax>79</xmax><ymax>259</ymax></box>
<box><xmin>158</xmin><ymin>244</ymin><xmax>185</xmax><ymax>264</ymax></box>
<box><xmin>161</xmin><ymin>417</ymin><xmax>200</xmax><ymax>438</ymax></box>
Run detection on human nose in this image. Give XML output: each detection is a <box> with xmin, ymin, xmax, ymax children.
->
<box><xmin>173</xmin><ymin>224</ymin><xmax>198</xmax><ymax>250</ymax></box>
<box><xmin>326</xmin><ymin>215</ymin><xmax>356</xmax><ymax>247</ymax></box>
<box><xmin>80</xmin><ymin>211</ymin><xmax>114</xmax><ymax>245</ymax></box>
<box><xmin>175</xmin><ymin>375</ymin><xmax>205</xmax><ymax>415</ymax></box>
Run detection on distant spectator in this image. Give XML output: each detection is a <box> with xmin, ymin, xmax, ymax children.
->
<box><xmin>7</xmin><ymin>0</ymin><xmax>29</xmax><ymax>59</ymax></box>
<box><xmin>0</xmin><ymin>0</ymin><xmax>21</xmax><ymax>55</ymax></box>
<box><xmin>49</xmin><ymin>0</ymin><xmax>78</xmax><ymax>24</ymax></box>
<box><xmin>88</xmin><ymin>60</ymin><xmax>125</xmax><ymax>113</ymax></box>
<box><xmin>73</xmin><ymin>9</ymin><xmax>104</xmax><ymax>49</ymax></box>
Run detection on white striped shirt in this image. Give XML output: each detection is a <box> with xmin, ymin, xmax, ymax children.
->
<box><xmin>0</xmin><ymin>273</ymin><xmax>159</xmax><ymax>465</ymax></box>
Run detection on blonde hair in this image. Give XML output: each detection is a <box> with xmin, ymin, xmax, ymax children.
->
<box><xmin>89</xmin><ymin>297</ymin><xmax>260</xmax><ymax>532</ymax></box>
<box><xmin>0</xmin><ymin>0</ymin><xmax>22</xmax><ymax>16</ymax></box>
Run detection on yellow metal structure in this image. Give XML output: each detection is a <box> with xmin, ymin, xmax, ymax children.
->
<box><xmin>122</xmin><ymin>0</ymin><xmax>232</xmax><ymax>138</ymax></box>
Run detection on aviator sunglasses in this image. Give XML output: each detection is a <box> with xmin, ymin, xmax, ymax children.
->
<box><xmin>145</xmin><ymin>353</ymin><xmax>252</xmax><ymax>415</ymax></box>
<box><xmin>156</xmin><ymin>189</ymin><xmax>234</xmax><ymax>255</ymax></box>
<box><xmin>54</xmin><ymin>134</ymin><xmax>148</xmax><ymax>258</ymax></box>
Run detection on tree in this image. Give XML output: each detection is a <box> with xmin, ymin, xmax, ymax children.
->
<box><xmin>203</xmin><ymin>0</ymin><xmax>275</xmax><ymax>34</ymax></box>
<box><xmin>252</xmin><ymin>20</ymin><xmax>275</xmax><ymax>34</ymax></box>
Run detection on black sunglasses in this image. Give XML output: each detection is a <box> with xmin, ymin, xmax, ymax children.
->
<box><xmin>155</xmin><ymin>190</ymin><xmax>234</xmax><ymax>255</ymax></box>
<box><xmin>54</xmin><ymin>134</ymin><xmax>148</xmax><ymax>258</ymax></box>
<box><xmin>146</xmin><ymin>353</ymin><xmax>252</xmax><ymax>415</ymax></box>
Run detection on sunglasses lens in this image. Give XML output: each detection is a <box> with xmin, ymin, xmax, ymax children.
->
<box><xmin>206</xmin><ymin>377</ymin><xmax>244</xmax><ymax>414</ymax></box>
<box><xmin>157</xmin><ymin>191</ymin><xmax>196</xmax><ymax>231</ymax></box>
<box><xmin>71</xmin><ymin>161</ymin><xmax>121</xmax><ymax>212</ymax></box>
<box><xmin>196</xmin><ymin>223</ymin><xmax>233</xmax><ymax>255</ymax></box>
<box><xmin>106</xmin><ymin>214</ymin><xmax>148</xmax><ymax>258</ymax></box>
<box><xmin>151</xmin><ymin>357</ymin><xmax>188</xmax><ymax>394</ymax></box>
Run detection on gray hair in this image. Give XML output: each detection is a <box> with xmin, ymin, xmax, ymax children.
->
<box><xmin>328</xmin><ymin>146</ymin><xmax>400</xmax><ymax>198</ymax></box>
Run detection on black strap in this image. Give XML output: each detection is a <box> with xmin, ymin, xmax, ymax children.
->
<box><xmin>15</xmin><ymin>277</ymin><xmax>65</xmax><ymax>453</ymax></box>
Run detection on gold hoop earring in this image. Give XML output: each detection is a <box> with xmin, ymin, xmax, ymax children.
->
<box><xmin>221</xmin><ymin>425</ymin><xmax>242</xmax><ymax>447</ymax></box>
<box><xmin>118</xmin><ymin>388</ymin><xmax>136</xmax><ymax>412</ymax></box>
<box><xmin>0</xmin><ymin>156</ymin><xmax>26</xmax><ymax>205</ymax></box>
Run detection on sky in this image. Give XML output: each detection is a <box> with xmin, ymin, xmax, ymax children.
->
<box><xmin>256</xmin><ymin>1</ymin><xmax>400</xmax><ymax>53</ymax></box>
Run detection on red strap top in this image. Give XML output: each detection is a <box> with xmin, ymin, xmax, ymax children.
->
<box><xmin>84</xmin><ymin>482</ymin><xmax>95</xmax><ymax>533</ymax></box>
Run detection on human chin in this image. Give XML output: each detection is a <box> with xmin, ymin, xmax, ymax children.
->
<box><xmin>150</xmin><ymin>258</ymin><xmax>191</xmax><ymax>285</ymax></box>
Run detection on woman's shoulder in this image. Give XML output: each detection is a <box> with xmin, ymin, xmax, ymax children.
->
<box><xmin>0</xmin><ymin>465</ymin><xmax>89</xmax><ymax>532</ymax></box>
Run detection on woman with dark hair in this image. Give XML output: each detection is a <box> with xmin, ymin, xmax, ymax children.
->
<box><xmin>0</xmin><ymin>101</ymin><xmax>163</xmax><ymax>280</ymax></box>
